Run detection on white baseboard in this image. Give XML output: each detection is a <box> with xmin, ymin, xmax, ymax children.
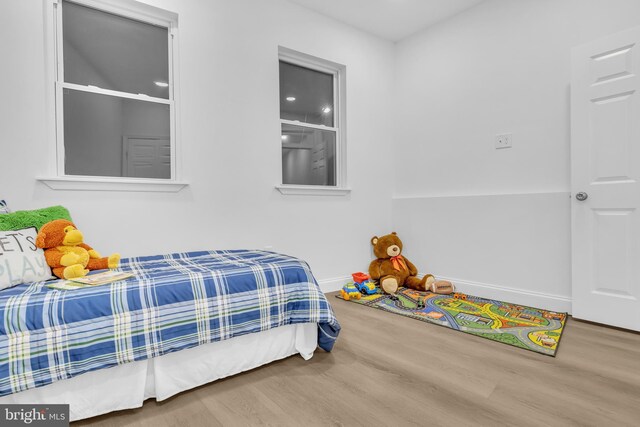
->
<box><xmin>317</xmin><ymin>276</ymin><xmax>350</xmax><ymax>294</ymax></box>
<box><xmin>438</xmin><ymin>276</ymin><xmax>572</xmax><ymax>314</ymax></box>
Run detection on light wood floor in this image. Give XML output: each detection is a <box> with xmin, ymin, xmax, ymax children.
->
<box><xmin>76</xmin><ymin>292</ymin><xmax>640</xmax><ymax>427</ymax></box>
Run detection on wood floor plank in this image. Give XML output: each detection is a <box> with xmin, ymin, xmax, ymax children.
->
<box><xmin>74</xmin><ymin>292</ymin><xmax>640</xmax><ymax>426</ymax></box>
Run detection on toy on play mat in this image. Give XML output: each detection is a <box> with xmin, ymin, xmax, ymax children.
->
<box><xmin>351</xmin><ymin>272</ymin><xmax>378</xmax><ymax>295</ymax></box>
<box><xmin>340</xmin><ymin>282</ymin><xmax>362</xmax><ymax>301</ymax></box>
<box><xmin>368</xmin><ymin>232</ymin><xmax>454</xmax><ymax>295</ymax></box>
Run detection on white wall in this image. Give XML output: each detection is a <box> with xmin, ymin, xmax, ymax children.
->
<box><xmin>6</xmin><ymin>0</ymin><xmax>640</xmax><ymax>305</ymax></box>
<box><xmin>122</xmin><ymin>101</ymin><xmax>170</xmax><ymax>138</ymax></box>
<box><xmin>393</xmin><ymin>0</ymin><xmax>640</xmax><ymax>311</ymax></box>
<box><xmin>64</xmin><ymin>91</ymin><xmax>124</xmax><ymax>177</ymax></box>
<box><xmin>393</xmin><ymin>193</ymin><xmax>572</xmax><ymax>312</ymax></box>
<box><xmin>0</xmin><ymin>0</ymin><xmax>395</xmax><ymax>287</ymax></box>
<box><xmin>63</xmin><ymin>43</ymin><xmax>124</xmax><ymax>177</ymax></box>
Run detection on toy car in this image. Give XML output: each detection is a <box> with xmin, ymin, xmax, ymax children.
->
<box><xmin>340</xmin><ymin>283</ymin><xmax>361</xmax><ymax>301</ymax></box>
<box><xmin>354</xmin><ymin>280</ymin><xmax>378</xmax><ymax>295</ymax></box>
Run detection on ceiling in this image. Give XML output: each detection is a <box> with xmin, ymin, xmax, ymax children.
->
<box><xmin>286</xmin><ymin>0</ymin><xmax>485</xmax><ymax>42</ymax></box>
<box><xmin>280</xmin><ymin>61</ymin><xmax>334</xmax><ymax>127</ymax></box>
<box><xmin>63</xmin><ymin>1</ymin><xmax>169</xmax><ymax>99</ymax></box>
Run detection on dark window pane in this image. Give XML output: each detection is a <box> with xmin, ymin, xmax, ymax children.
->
<box><xmin>279</xmin><ymin>61</ymin><xmax>334</xmax><ymax>127</ymax></box>
<box><xmin>63</xmin><ymin>89</ymin><xmax>171</xmax><ymax>179</ymax></box>
<box><xmin>282</xmin><ymin>123</ymin><xmax>336</xmax><ymax>186</ymax></box>
<box><xmin>63</xmin><ymin>1</ymin><xmax>170</xmax><ymax>99</ymax></box>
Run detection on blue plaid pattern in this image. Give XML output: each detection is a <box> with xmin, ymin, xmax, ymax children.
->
<box><xmin>0</xmin><ymin>250</ymin><xmax>340</xmax><ymax>397</ymax></box>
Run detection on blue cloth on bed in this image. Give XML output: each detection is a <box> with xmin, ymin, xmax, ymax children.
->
<box><xmin>0</xmin><ymin>250</ymin><xmax>340</xmax><ymax>397</ymax></box>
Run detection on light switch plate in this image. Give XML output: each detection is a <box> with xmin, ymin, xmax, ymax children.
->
<box><xmin>495</xmin><ymin>133</ymin><xmax>513</xmax><ymax>149</ymax></box>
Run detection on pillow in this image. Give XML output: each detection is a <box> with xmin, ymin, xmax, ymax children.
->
<box><xmin>0</xmin><ymin>205</ymin><xmax>72</xmax><ymax>231</ymax></box>
<box><xmin>0</xmin><ymin>200</ymin><xmax>9</xmax><ymax>214</ymax></box>
<box><xmin>0</xmin><ymin>227</ymin><xmax>53</xmax><ymax>290</ymax></box>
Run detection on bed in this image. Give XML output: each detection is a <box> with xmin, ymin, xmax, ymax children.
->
<box><xmin>0</xmin><ymin>249</ymin><xmax>340</xmax><ymax>421</ymax></box>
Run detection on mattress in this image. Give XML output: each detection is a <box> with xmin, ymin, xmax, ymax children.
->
<box><xmin>0</xmin><ymin>250</ymin><xmax>340</xmax><ymax>398</ymax></box>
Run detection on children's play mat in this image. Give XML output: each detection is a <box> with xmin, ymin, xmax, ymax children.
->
<box><xmin>337</xmin><ymin>287</ymin><xmax>567</xmax><ymax>356</ymax></box>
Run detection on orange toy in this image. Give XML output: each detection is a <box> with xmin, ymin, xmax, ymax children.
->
<box><xmin>36</xmin><ymin>219</ymin><xmax>120</xmax><ymax>280</ymax></box>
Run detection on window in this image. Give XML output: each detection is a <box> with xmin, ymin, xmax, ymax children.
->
<box><xmin>40</xmin><ymin>0</ymin><xmax>184</xmax><ymax>191</ymax></box>
<box><xmin>277</xmin><ymin>48</ymin><xmax>349</xmax><ymax>195</ymax></box>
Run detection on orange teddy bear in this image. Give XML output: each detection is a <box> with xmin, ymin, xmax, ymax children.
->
<box><xmin>36</xmin><ymin>219</ymin><xmax>120</xmax><ymax>280</ymax></box>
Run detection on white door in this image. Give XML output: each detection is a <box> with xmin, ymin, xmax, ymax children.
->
<box><xmin>123</xmin><ymin>137</ymin><xmax>171</xmax><ymax>179</ymax></box>
<box><xmin>311</xmin><ymin>136</ymin><xmax>327</xmax><ymax>186</ymax></box>
<box><xmin>571</xmin><ymin>26</ymin><xmax>640</xmax><ymax>331</ymax></box>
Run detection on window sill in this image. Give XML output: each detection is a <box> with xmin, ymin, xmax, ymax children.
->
<box><xmin>275</xmin><ymin>185</ymin><xmax>351</xmax><ymax>196</ymax></box>
<box><xmin>37</xmin><ymin>176</ymin><xmax>189</xmax><ymax>193</ymax></box>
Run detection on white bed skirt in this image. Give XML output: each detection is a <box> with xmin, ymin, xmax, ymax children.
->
<box><xmin>0</xmin><ymin>323</ymin><xmax>318</xmax><ymax>421</ymax></box>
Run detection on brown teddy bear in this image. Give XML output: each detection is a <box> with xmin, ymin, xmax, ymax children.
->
<box><xmin>368</xmin><ymin>232</ymin><xmax>454</xmax><ymax>295</ymax></box>
<box><xmin>36</xmin><ymin>219</ymin><xmax>120</xmax><ymax>280</ymax></box>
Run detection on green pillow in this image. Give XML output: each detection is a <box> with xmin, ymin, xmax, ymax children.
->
<box><xmin>0</xmin><ymin>206</ymin><xmax>73</xmax><ymax>231</ymax></box>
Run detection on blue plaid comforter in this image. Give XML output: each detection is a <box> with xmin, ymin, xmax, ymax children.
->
<box><xmin>0</xmin><ymin>250</ymin><xmax>340</xmax><ymax>397</ymax></box>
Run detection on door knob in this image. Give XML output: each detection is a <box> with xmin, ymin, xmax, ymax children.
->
<box><xmin>576</xmin><ymin>192</ymin><xmax>588</xmax><ymax>201</ymax></box>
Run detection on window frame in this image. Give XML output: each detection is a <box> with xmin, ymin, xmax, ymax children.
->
<box><xmin>276</xmin><ymin>47</ymin><xmax>350</xmax><ymax>196</ymax></box>
<box><xmin>39</xmin><ymin>0</ymin><xmax>187</xmax><ymax>192</ymax></box>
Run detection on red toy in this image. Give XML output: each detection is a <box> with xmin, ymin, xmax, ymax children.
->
<box><xmin>352</xmin><ymin>272</ymin><xmax>369</xmax><ymax>283</ymax></box>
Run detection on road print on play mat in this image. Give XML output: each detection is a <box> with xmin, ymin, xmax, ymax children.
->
<box><xmin>337</xmin><ymin>287</ymin><xmax>567</xmax><ymax>357</ymax></box>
